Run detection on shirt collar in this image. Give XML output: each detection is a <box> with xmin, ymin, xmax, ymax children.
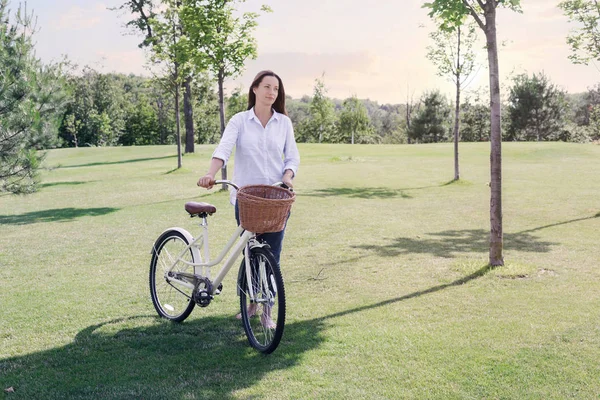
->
<box><xmin>248</xmin><ymin>107</ymin><xmax>280</xmax><ymax>122</ymax></box>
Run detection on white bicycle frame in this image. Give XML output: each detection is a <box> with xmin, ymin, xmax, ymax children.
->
<box><xmin>158</xmin><ymin>180</ymin><xmax>278</xmax><ymax>302</ymax></box>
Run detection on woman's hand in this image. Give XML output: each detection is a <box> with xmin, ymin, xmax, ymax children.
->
<box><xmin>197</xmin><ymin>174</ymin><xmax>215</xmax><ymax>189</ymax></box>
<box><xmin>282</xmin><ymin>170</ymin><xmax>294</xmax><ymax>189</ymax></box>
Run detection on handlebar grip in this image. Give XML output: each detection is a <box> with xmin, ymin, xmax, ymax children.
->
<box><xmin>280</xmin><ymin>183</ymin><xmax>294</xmax><ymax>192</ymax></box>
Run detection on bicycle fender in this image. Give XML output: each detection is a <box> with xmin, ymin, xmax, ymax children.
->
<box><xmin>150</xmin><ymin>227</ymin><xmax>201</xmax><ymax>263</ymax></box>
<box><xmin>248</xmin><ymin>238</ymin><xmax>270</xmax><ymax>250</ymax></box>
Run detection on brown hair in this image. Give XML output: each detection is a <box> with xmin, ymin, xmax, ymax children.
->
<box><xmin>247</xmin><ymin>70</ymin><xmax>288</xmax><ymax>116</ymax></box>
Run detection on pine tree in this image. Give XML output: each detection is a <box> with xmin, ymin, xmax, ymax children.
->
<box><xmin>0</xmin><ymin>0</ymin><xmax>67</xmax><ymax>194</ymax></box>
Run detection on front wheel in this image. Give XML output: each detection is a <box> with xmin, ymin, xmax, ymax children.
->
<box><xmin>150</xmin><ymin>230</ymin><xmax>196</xmax><ymax>322</ymax></box>
<box><xmin>238</xmin><ymin>247</ymin><xmax>286</xmax><ymax>354</ymax></box>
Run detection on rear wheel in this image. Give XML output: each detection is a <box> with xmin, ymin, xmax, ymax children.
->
<box><xmin>238</xmin><ymin>247</ymin><xmax>285</xmax><ymax>354</ymax></box>
<box><xmin>150</xmin><ymin>230</ymin><xmax>196</xmax><ymax>322</ymax></box>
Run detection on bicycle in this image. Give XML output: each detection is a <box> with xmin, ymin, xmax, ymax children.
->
<box><xmin>149</xmin><ymin>180</ymin><xmax>294</xmax><ymax>354</ymax></box>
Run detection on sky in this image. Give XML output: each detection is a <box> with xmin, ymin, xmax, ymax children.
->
<box><xmin>20</xmin><ymin>0</ymin><xmax>600</xmax><ymax>104</ymax></box>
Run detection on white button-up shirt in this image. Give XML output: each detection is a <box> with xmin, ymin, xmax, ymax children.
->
<box><xmin>212</xmin><ymin>108</ymin><xmax>300</xmax><ymax>204</ymax></box>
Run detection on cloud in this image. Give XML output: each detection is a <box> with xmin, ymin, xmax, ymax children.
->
<box><xmin>227</xmin><ymin>51</ymin><xmax>449</xmax><ymax>104</ymax></box>
<box><xmin>93</xmin><ymin>49</ymin><xmax>147</xmax><ymax>75</ymax></box>
<box><xmin>522</xmin><ymin>1</ymin><xmax>565</xmax><ymax>22</ymax></box>
<box><xmin>50</xmin><ymin>4</ymin><xmax>107</xmax><ymax>31</ymax></box>
<box><xmin>246</xmin><ymin>51</ymin><xmax>378</xmax><ymax>79</ymax></box>
<box><xmin>229</xmin><ymin>51</ymin><xmax>379</xmax><ymax>98</ymax></box>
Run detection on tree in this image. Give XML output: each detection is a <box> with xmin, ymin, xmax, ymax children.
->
<box><xmin>121</xmin><ymin>95</ymin><xmax>160</xmax><ymax>145</ymax></box>
<box><xmin>558</xmin><ymin>0</ymin><xmax>600</xmax><ymax>65</ymax></box>
<box><xmin>583</xmin><ymin>84</ymin><xmax>600</xmax><ymax>140</ymax></box>
<box><xmin>427</xmin><ymin>21</ymin><xmax>479</xmax><ymax>180</ymax></box>
<box><xmin>286</xmin><ymin>95</ymin><xmax>311</xmax><ymax>134</ymax></box>
<box><xmin>405</xmin><ymin>85</ymin><xmax>420</xmax><ymax>144</ymax></box>
<box><xmin>565</xmin><ymin>84</ymin><xmax>600</xmax><ymax>142</ymax></box>
<box><xmin>58</xmin><ymin>72</ymin><xmax>182</xmax><ymax>148</ymax></box>
<box><xmin>114</xmin><ymin>0</ymin><xmax>197</xmax><ymax>154</ymax></box>
<box><xmin>226</xmin><ymin>85</ymin><xmax>248</xmax><ymax>119</ymax></box>
<box><xmin>424</xmin><ymin>0</ymin><xmax>522</xmax><ymax>267</ymax></box>
<box><xmin>409</xmin><ymin>91</ymin><xmax>452</xmax><ymax>143</ymax></box>
<box><xmin>460</xmin><ymin>95</ymin><xmax>490</xmax><ymax>142</ymax></box>
<box><xmin>182</xmin><ymin>0</ymin><xmax>271</xmax><ymax>184</ymax></box>
<box><xmin>297</xmin><ymin>75</ymin><xmax>337</xmax><ymax>143</ymax></box>
<box><xmin>377</xmin><ymin>104</ymin><xmax>407</xmax><ymax>144</ymax></box>
<box><xmin>0</xmin><ymin>0</ymin><xmax>67</xmax><ymax>194</ymax></box>
<box><xmin>193</xmin><ymin>73</ymin><xmax>221</xmax><ymax>144</ymax></box>
<box><xmin>146</xmin><ymin>0</ymin><xmax>200</xmax><ymax>168</ymax></box>
<box><xmin>337</xmin><ymin>96</ymin><xmax>373</xmax><ymax>144</ymax></box>
<box><xmin>59</xmin><ymin>70</ymin><xmax>130</xmax><ymax>147</ymax></box>
<box><xmin>588</xmin><ymin>104</ymin><xmax>600</xmax><ymax>140</ymax></box>
<box><xmin>506</xmin><ymin>72</ymin><xmax>568</xmax><ymax>141</ymax></box>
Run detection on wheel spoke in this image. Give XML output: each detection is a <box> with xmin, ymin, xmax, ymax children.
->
<box><xmin>150</xmin><ymin>231</ymin><xmax>196</xmax><ymax>322</ymax></box>
<box><xmin>239</xmin><ymin>247</ymin><xmax>285</xmax><ymax>353</ymax></box>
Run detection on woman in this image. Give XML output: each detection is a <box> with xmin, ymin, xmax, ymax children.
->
<box><xmin>197</xmin><ymin>70</ymin><xmax>300</xmax><ymax>327</ymax></box>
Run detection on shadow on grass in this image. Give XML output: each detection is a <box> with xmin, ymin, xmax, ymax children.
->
<box><xmin>301</xmin><ymin>181</ymin><xmax>459</xmax><ymax>200</ymax></box>
<box><xmin>0</xmin><ymin>264</ymin><xmax>493</xmax><ymax>398</ymax></box>
<box><xmin>0</xmin><ymin>207</ymin><xmax>119</xmax><ymax>225</ymax></box>
<box><xmin>353</xmin><ymin>213</ymin><xmax>600</xmax><ymax>258</ymax></box>
<box><xmin>314</xmin><ymin>264</ymin><xmax>493</xmax><ymax>321</ymax></box>
<box><xmin>39</xmin><ymin>181</ymin><xmax>92</xmax><ymax>188</ymax></box>
<box><xmin>0</xmin><ymin>314</ymin><xmax>327</xmax><ymax>399</ymax></box>
<box><xmin>55</xmin><ymin>155</ymin><xmax>177</xmax><ymax>169</ymax></box>
<box><xmin>519</xmin><ymin>213</ymin><xmax>600</xmax><ymax>234</ymax></box>
<box><xmin>302</xmin><ymin>187</ymin><xmax>412</xmax><ymax>199</ymax></box>
<box><xmin>353</xmin><ymin>229</ymin><xmax>557</xmax><ymax>258</ymax></box>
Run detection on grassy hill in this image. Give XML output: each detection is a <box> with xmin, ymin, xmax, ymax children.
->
<box><xmin>1</xmin><ymin>142</ymin><xmax>599</xmax><ymax>399</ymax></box>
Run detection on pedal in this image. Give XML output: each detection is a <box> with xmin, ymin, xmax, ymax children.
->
<box><xmin>194</xmin><ymin>290</ymin><xmax>213</xmax><ymax>307</ymax></box>
<box><xmin>215</xmin><ymin>283</ymin><xmax>223</xmax><ymax>295</ymax></box>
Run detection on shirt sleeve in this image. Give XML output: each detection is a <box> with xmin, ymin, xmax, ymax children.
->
<box><xmin>212</xmin><ymin>113</ymin><xmax>241</xmax><ymax>165</ymax></box>
<box><xmin>283</xmin><ymin>117</ymin><xmax>300</xmax><ymax>177</ymax></box>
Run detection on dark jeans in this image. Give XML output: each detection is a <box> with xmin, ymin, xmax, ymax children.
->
<box><xmin>235</xmin><ymin>203</ymin><xmax>287</xmax><ymax>266</ymax></box>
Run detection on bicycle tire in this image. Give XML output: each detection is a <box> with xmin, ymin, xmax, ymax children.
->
<box><xmin>150</xmin><ymin>230</ymin><xmax>196</xmax><ymax>322</ymax></box>
<box><xmin>238</xmin><ymin>246</ymin><xmax>286</xmax><ymax>354</ymax></box>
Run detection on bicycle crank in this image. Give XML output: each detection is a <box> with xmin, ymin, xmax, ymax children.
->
<box><xmin>193</xmin><ymin>277</ymin><xmax>213</xmax><ymax>307</ymax></box>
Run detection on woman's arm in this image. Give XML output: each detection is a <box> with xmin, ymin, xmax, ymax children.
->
<box><xmin>282</xmin><ymin>118</ymin><xmax>300</xmax><ymax>188</ymax></box>
<box><xmin>197</xmin><ymin>157</ymin><xmax>224</xmax><ymax>188</ymax></box>
<box><xmin>197</xmin><ymin>113</ymin><xmax>241</xmax><ymax>189</ymax></box>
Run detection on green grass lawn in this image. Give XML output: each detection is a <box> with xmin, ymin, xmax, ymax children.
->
<box><xmin>1</xmin><ymin>142</ymin><xmax>599</xmax><ymax>399</ymax></box>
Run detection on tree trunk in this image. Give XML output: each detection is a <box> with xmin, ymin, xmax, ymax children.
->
<box><xmin>453</xmin><ymin>86</ymin><xmax>461</xmax><ymax>180</ymax></box>
<box><xmin>453</xmin><ymin>25</ymin><xmax>461</xmax><ymax>181</ymax></box>
<box><xmin>217</xmin><ymin>68</ymin><xmax>227</xmax><ymax>189</ymax></box>
<box><xmin>156</xmin><ymin>97</ymin><xmax>167</xmax><ymax>145</ymax></box>
<box><xmin>485</xmin><ymin>6</ymin><xmax>503</xmax><ymax>267</ymax></box>
<box><xmin>406</xmin><ymin>92</ymin><xmax>412</xmax><ymax>144</ymax></box>
<box><xmin>175</xmin><ymin>82</ymin><xmax>182</xmax><ymax>169</ymax></box>
<box><xmin>183</xmin><ymin>77</ymin><xmax>195</xmax><ymax>153</ymax></box>
<box><xmin>173</xmin><ymin>62</ymin><xmax>182</xmax><ymax>169</ymax></box>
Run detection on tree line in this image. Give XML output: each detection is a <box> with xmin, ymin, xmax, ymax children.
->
<box><xmin>55</xmin><ymin>70</ymin><xmax>600</xmax><ymax>148</ymax></box>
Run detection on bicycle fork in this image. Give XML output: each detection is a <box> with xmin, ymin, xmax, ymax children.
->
<box><xmin>242</xmin><ymin>239</ymin><xmax>272</xmax><ymax>305</ymax></box>
<box><xmin>244</xmin><ymin>242</ymin><xmax>256</xmax><ymax>301</ymax></box>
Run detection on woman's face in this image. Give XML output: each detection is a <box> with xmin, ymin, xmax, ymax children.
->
<box><xmin>253</xmin><ymin>75</ymin><xmax>279</xmax><ymax>107</ymax></box>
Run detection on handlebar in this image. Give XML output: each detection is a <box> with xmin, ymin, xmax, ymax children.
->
<box><xmin>212</xmin><ymin>180</ymin><xmax>239</xmax><ymax>190</ymax></box>
<box><xmin>209</xmin><ymin>180</ymin><xmax>293</xmax><ymax>191</ymax></box>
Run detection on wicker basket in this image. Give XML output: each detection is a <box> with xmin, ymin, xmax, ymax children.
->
<box><xmin>237</xmin><ymin>185</ymin><xmax>295</xmax><ymax>233</ymax></box>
